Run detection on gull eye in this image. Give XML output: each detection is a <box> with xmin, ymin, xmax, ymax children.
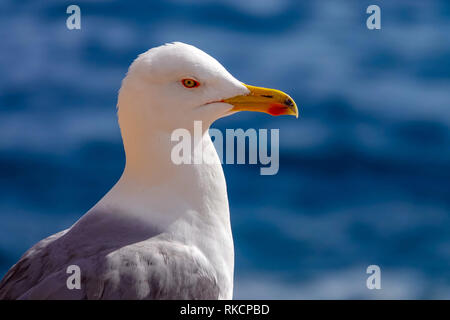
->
<box><xmin>181</xmin><ymin>78</ymin><xmax>200</xmax><ymax>88</ymax></box>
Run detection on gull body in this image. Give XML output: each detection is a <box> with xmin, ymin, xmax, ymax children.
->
<box><xmin>0</xmin><ymin>42</ymin><xmax>297</xmax><ymax>300</ymax></box>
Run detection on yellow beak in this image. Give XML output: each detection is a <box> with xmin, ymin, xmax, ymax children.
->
<box><xmin>223</xmin><ymin>83</ymin><xmax>298</xmax><ymax>118</ymax></box>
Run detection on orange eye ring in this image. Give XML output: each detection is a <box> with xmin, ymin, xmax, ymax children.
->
<box><xmin>181</xmin><ymin>78</ymin><xmax>200</xmax><ymax>88</ymax></box>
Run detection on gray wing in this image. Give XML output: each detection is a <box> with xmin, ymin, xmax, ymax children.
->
<box><xmin>0</xmin><ymin>210</ymin><xmax>220</xmax><ymax>300</ymax></box>
<box><xmin>0</xmin><ymin>230</ymin><xmax>71</xmax><ymax>299</ymax></box>
<box><xmin>83</xmin><ymin>240</ymin><xmax>221</xmax><ymax>300</ymax></box>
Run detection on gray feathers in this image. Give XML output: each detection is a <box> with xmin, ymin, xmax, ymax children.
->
<box><xmin>0</xmin><ymin>209</ymin><xmax>221</xmax><ymax>300</ymax></box>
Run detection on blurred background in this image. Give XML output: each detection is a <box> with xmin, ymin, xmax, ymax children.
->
<box><xmin>0</xmin><ymin>0</ymin><xmax>449</xmax><ymax>299</ymax></box>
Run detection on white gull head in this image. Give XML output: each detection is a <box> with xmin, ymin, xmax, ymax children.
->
<box><xmin>118</xmin><ymin>42</ymin><xmax>251</xmax><ymax>132</ymax></box>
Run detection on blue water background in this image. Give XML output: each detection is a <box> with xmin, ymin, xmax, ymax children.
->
<box><xmin>0</xmin><ymin>0</ymin><xmax>449</xmax><ymax>298</ymax></box>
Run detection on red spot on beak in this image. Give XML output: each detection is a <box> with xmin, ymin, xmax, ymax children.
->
<box><xmin>268</xmin><ymin>103</ymin><xmax>288</xmax><ymax>116</ymax></box>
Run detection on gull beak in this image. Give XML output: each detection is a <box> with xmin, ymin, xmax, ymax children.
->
<box><xmin>223</xmin><ymin>83</ymin><xmax>298</xmax><ymax>118</ymax></box>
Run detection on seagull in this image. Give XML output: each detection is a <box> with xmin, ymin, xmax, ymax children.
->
<box><xmin>0</xmin><ymin>42</ymin><xmax>298</xmax><ymax>300</ymax></box>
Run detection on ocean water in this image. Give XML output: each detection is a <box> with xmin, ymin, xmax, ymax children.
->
<box><xmin>0</xmin><ymin>0</ymin><xmax>449</xmax><ymax>299</ymax></box>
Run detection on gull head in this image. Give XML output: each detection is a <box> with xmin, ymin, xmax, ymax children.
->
<box><xmin>117</xmin><ymin>42</ymin><xmax>298</xmax><ymax>133</ymax></box>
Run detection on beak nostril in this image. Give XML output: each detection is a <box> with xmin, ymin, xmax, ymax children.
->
<box><xmin>261</xmin><ymin>94</ymin><xmax>273</xmax><ymax>98</ymax></box>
